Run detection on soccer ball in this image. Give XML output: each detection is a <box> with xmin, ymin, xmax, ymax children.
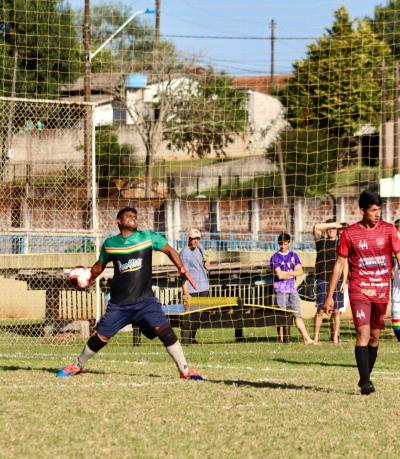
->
<box><xmin>69</xmin><ymin>266</ymin><xmax>92</xmax><ymax>289</ymax></box>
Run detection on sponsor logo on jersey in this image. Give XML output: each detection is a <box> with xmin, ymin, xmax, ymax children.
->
<box><xmin>369</xmin><ymin>282</ymin><xmax>389</xmax><ymax>288</ymax></box>
<box><xmin>376</xmin><ymin>238</ymin><xmax>385</xmax><ymax>249</ymax></box>
<box><xmin>118</xmin><ymin>257</ymin><xmax>143</xmax><ymax>273</ymax></box>
<box><xmin>358</xmin><ymin>239</ymin><xmax>368</xmax><ymax>250</ymax></box>
<box><xmin>356</xmin><ymin>309</ymin><xmax>366</xmax><ymax>320</ymax></box>
<box><xmin>375</xmin><ymin>268</ymin><xmax>389</xmax><ymax>275</ymax></box>
<box><xmin>359</xmin><ymin>269</ymin><xmax>375</xmax><ymax>276</ymax></box>
<box><xmin>358</xmin><ymin>256</ymin><xmax>386</xmax><ymax>268</ymax></box>
<box><xmin>361</xmin><ymin>288</ymin><xmax>376</xmax><ymax>296</ymax></box>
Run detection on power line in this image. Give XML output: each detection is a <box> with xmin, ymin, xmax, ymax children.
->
<box><xmin>161</xmin><ymin>33</ymin><xmax>317</xmax><ymax>40</ymax></box>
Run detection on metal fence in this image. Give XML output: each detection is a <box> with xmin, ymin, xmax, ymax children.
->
<box><xmin>0</xmin><ymin>232</ymin><xmax>315</xmax><ymax>255</ymax></box>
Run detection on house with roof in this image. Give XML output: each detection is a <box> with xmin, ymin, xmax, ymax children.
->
<box><xmin>60</xmin><ymin>72</ymin><xmax>290</xmax><ymax>158</ymax></box>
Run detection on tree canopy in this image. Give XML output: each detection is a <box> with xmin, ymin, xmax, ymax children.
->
<box><xmin>283</xmin><ymin>6</ymin><xmax>392</xmax><ymax>137</ymax></box>
<box><xmin>0</xmin><ymin>0</ymin><xmax>80</xmax><ymax>98</ymax></box>
<box><xmin>95</xmin><ymin>125</ymin><xmax>137</xmax><ymax>197</ymax></box>
<box><xmin>164</xmin><ymin>70</ymin><xmax>248</xmax><ymax>158</ymax></box>
<box><xmin>267</xmin><ymin>127</ymin><xmax>350</xmax><ymax>197</ymax></box>
<box><xmin>368</xmin><ymin>0</ymin><xmax>400</xmax><ymax>58</ymax></box>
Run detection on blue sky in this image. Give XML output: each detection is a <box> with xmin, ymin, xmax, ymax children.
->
<box><xmin>69</xmin><ymin>0</ymin><xmax>387</xmax><ymax>75</ymax></box>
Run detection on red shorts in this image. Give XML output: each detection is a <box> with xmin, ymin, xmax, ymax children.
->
<box><xmin>349</xmin><ymin>296</ymin><xmax>387</xmax><ymax>330</ymax></box>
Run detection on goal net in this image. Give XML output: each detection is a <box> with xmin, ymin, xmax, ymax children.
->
<box><xmin>0</xmin><ymin>1</ymin><xmax>399</xmax><ymax>352</ymax></box>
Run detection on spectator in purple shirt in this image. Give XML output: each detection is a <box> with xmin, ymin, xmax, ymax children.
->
<box><xmin>270</xmin><ymin>233</ymin><xmax>314</xmax><ymax>344</ymax></box>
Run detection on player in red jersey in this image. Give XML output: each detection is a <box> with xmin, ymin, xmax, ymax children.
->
<box><xmin>324</xmin><ymin>191</ymin><xmax>400</xmax><ymax>395</ymax></box>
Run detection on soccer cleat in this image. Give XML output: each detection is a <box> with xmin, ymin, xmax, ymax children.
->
<box><xmin>57</xmin><ymin>363</ymin><xmax>82</xmax><ymax>378</ymax></box>
<box><xmin>360</xmin><ymin>380</ymin><xmax>375</xmax><ymax>395</ymax></box>
<box><xmin>180</xmin><ymin>368</ymin><xmax>205</xmax><ymax>381</ymax></box>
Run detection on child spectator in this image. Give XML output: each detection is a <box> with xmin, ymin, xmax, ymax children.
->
<box><xmin>270</xmin><ymin>233</ymin><xmax>314</xmax><ymax>344</ymax></box>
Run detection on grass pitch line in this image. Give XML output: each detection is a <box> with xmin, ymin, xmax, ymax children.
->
<box><xmin>0</xmin><ymin>380</ymin><xmax>184</xmax><ymax>389</ymax></box>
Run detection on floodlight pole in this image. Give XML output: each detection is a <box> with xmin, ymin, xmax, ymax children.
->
<box><xmin>83</xmin><ymin>4</ymin><xmax>155</xmax><ymax>217</ymax></box>
<box><xmin>83</xmin><ymin>5</ymin><xmax>155</xmax><ymax>199</ymax></box>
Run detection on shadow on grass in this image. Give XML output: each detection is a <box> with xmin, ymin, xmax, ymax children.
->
<box><xmin>0</xmin><ymin>364</ymin><xmax>165</xmax><ymax>379</ymax></box>
<box><xmin>183</xmin><ymin>338</ymin><xmax>294</xmax><ymax>345</ymax></box>
<box><xmin>273</xmin><ymin>357</ymin><xmax>355</xmax><ymax>368</ymax></box>
<box><xmin>0</xmin><ymin>364</ymin><xmax>106</xmax><ymax>376</ymax></box>
<box><xmin>208</xmin><ymin>378</ymin><xmax>332</xmax><ymax>392</ymax></box>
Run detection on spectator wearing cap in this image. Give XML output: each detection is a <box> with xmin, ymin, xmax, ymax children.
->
<box><xmin>180</xmin><ymin>229</ymin><xmax>210</xmax><ymax>343</ymax></box>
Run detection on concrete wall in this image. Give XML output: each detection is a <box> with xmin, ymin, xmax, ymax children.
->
<box><xmin>8</xmin><ymin>129</ymin><xmax>84</xmax><ymax>165</ymax></box>
<box><xmin>0</xmin><ymin>278</ymin><xmax>45</xmax><ymax>319</ymax></box>
<box><xmin>2</xmin><ymin>192</ymin><xmax>400</xmax><ymax>236</ymax></box>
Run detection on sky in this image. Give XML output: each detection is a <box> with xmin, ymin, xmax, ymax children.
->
<box><xmin>69</xmin><ymin>0</ymin><xmax>387</xmax><ymax>75</ymax></box>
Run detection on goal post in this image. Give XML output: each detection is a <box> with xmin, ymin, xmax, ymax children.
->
<box><xmin>0</xmin><ymin>95</ymin><xmax>104</xmax><ymax>343</ymax></box>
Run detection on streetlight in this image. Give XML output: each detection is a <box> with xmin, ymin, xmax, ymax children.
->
<box><xmin>89</xmin><ymin>8</ymin><xmax>155</xmax><ymax>62</ymax></box>
<box><xmin>83</xmin><ymin>4</ymin><xmax>155</xmax><ymax>195</ymax></box>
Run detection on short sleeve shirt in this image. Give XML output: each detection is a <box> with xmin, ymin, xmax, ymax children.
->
<box><xmin>315</xmin><ymin>238</ymin><xmax>338</xmax><ymax>280</ymax></box>
<box><xmin>98</xmin><ymin>230</ymin><xmax>167</xmax><ymax>305</ymax></box>
<box><xmin>270</xmin><ymin>251</ymin><xmax>301</xmax><ymax>293</ymax></box>
<box><xmin>338</xmin><ymin>220</ymin><xmax>400</xmax><ymax>303</ymax></box>
<box><xmin>180</xmin><ymin>246</ymin><xmax>209</xmax><ymax>294</ymax></box>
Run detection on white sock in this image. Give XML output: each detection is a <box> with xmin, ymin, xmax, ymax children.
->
<box><xmin>75</xmin><ymin>344</ymin><xmax>96</xmax><ymax>368</ymax></box>
<box><xmin>166</xmin><ymin>341</ymin><xmax>189</xmax><ymax>374</ymax></box>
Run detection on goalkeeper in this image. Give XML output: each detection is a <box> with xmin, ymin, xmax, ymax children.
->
<box><xmin>58</xmin><ymin>206</ymin><xmax>204</xmax><ymax>380</ymax></box>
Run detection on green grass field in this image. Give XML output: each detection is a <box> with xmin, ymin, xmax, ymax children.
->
<box><xmin>0</xmin><ymin>330</ymin><xmax>399</xmax><ymax>459</ymax></box>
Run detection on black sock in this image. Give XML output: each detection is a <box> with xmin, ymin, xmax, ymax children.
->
<box><xmin>355</xmin><ymin>346</ymin><xmax>370</xmax><ymax>385</ymax></box>
<box><xmin>368</xmin><ymin>345</ymin><xmax>378</xmax><ymax>374</ymax></box>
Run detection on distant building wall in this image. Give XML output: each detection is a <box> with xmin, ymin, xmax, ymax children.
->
<box><xmin>8</xmin><ymin>128</ymin><xmax>84</xmax><ymax>167</ymax></box>
<box><xmin>1</xmin><ymin>187</ymin><xmax>400</xmax><ymax>236</ymax></box>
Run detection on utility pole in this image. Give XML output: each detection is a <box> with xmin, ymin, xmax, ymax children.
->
<box><xmin>2</xmin><ymin>48</ymin><xmax>18</xmax><ymax>180</ymax></box>
<box><xmin>381</xmin><ymin>60</ymin><xmax>390</xmax><ymax>178</ymax></box>
<box><xmin>276</xmin><ymin>139</ymin><xmax>290</xmax><ymax>232</ymax></box>
<box><xmin>270</xmin><ymin>19</ymin><xmax>275</xmax><ymax>85</ymax></box>
<box><xmin>83</xmin><ymin>0</ymin><xmax>92</xmax><ymax>228</ymax></box>
<box><xmin>394</xmin><ymin>61</ymin><xmax>400</xmax><ymax>175</ymax></box>
<box><xmin>155</xmin><ymin>0</ymin><xmax>160</xmax><ymax>43</ymax></box>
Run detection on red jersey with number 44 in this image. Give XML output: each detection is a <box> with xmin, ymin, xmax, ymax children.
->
<box><xmin>338</xmin><ymin>220</ymin><xmax>400</xmax><ymax>303</ymax></box>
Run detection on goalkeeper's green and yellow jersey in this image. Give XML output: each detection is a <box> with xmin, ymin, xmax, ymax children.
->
<box><xmin>99</xmin><ymin>230</ymin><xmax>167</xmax><ymax>306</ymax></box>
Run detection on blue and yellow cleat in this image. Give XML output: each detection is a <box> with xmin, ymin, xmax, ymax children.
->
<box><xmin>57</xmin><ymin>363</ymin><xmax>82</xmax><ymax>378</ymax></box>
<box><xmin>180</xmin><ymin>368</ymin><xmax>205</xmax><ymax>381</ymax></box>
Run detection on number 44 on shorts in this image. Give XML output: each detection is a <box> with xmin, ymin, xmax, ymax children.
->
<box><xmin>356</xmin><ymin>309</ymin><xmax>366</xmax><ymax>320</ymax></box>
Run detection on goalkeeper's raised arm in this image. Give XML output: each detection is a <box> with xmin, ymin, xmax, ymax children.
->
<box><xmin>161</xmin><ymin>243</ymin><xmax>198</xmax><ymax>290</ymax></box>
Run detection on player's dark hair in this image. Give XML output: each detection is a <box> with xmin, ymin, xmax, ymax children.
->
<box><xmin>116</xmin><ymin>206</ymin><xmax>137</xmax><ymax>220</ymax></box>
<box><xmin>358</xmin><ymin>190</ymin><xmax>382</xmax><ymax>210</ymax></box>
<box><xmin>325</xmin><ymin>218</ymin><xmax>335</xmax><ymax>224</ymax></box>
<box><xmin>278</xmin><ymin>233</ymin><xmax>291</xmax><ymax>243</ymax></box>
<box><xmin>395</xmin><ymin>218</ymin><xmax>400</xmax><ymax>228</ymax></box>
